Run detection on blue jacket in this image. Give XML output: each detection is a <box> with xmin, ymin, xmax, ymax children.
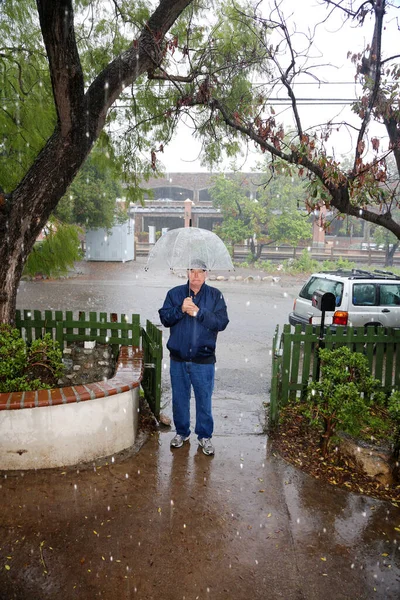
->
<box><xmin>159</xmin><ymin>282</ymin><xmax>229</xmax><ymax>363</ymax></box>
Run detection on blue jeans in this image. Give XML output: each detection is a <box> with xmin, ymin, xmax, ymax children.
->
<box><xmin>170</xmin><ymin>360</ymin><xmax>215</xmax><ymax>439</ymax></box>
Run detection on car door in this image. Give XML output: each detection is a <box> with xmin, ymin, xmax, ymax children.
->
<box><xmin>349</xmin><ymin>282</ymin><xmax>393</xmax><ymax>327</ymax></box>
<box><xmin>377</xmin><ymin>283</ymin><xmax>400</xmax><ymax>327</ymax></box>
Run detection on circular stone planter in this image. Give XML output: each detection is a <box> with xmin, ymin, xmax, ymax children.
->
<box><xmin>0</xmin><ymin>346</ymin><xmax>143</xmax><ymax>470</ymax></box>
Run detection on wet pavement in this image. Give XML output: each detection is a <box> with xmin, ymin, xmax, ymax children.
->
<box><xmin>0</xmin><ymin>260</ymin><xmax>399</xmax><ymax>599</ymax></box>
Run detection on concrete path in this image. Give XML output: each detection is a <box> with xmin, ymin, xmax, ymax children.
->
<box><xmin>0</xmin><ymin>260</ymin><xmax>399</xmax><ymax>599</ymax></box>
<box><xmin>0</xmin><ymin>427</ymin><xmax>399</xmax><ymax>599</ymax></box>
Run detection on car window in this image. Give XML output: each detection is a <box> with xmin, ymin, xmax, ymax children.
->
<box><xmin>352</xmin><ymin>283</ymin><xmax>377</xmax><ymax>306</ymax></box>
<box><xmin>379</xmin><ymin>284</ymin><xmax>400</xmax><ymax>306</ymax></box>
<box><xmin>300</xmin><ymin>277</ymin><xmax>343</xmax><ymax>305</ymax></box>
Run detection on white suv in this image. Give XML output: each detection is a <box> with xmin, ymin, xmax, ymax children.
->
<box><xmin>289</xmin><ymin>269</ymin><xmax>400</xmax><ymax>329</ymax></box>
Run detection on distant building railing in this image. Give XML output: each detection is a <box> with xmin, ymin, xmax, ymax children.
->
<box><xmin>135</xmin><ymin>242</ymin><xmax>400</xmax><ymax>266</ymax></box>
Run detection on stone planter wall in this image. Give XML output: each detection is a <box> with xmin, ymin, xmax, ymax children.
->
<box><xmin>0</xmin><ymin>346</ymin><xmax>143</xmax><ymax>470</ymax></box>
<box><xmin>58</xmin><ymin>343</ymin><xmax>115</xmax><ymax>387</ymax></box>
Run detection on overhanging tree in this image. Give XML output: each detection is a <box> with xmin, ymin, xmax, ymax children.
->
<box><xmin>150</xmin><ymin>0</ymin><xmax>400</xmax><ymax>249</ymax></box>
<box><xmin>210</xmin><ymin>170</ymin><xmax>311</xmax><ymax>260</ymax></box>
<box><xmin>0</xmin><ymin>0</ymin><xmax>194</xmax><ymax>324</ymax></box>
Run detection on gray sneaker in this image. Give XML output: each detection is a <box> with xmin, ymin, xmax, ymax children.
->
<box><xmin>170</xmin><ymin>434</ymin><xmax>190</xmax><ymax>448</ymax></box>
<box><xmin>198</xmin><ymin>438</ymin><xmax>215</xmax><ymax>455</ymax></box>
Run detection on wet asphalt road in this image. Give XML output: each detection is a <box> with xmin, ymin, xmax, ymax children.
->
<box><xmin>0</xmin><ymin>259</ymin><xmax>398</xmax><ymax>599</ymax></box>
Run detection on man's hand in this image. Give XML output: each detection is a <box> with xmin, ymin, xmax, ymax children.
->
<box><xmin>182</xmin><ymin>297</ymin><xmax>198</xmax><ymax>317</ymax></box>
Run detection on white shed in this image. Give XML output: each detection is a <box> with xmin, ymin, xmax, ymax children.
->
<box><xmin>85</xmin><ymin>220</ymin><xmax>135</xmax><ymax>262</ymax></box>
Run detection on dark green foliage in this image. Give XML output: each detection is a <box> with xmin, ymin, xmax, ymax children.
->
<box><xmin>0</xmin><ymin>324</ymin><xmax>64</xmax><ymax>392</ymax></box>
<box><xmin>305</xmin><ymin>346</ymin><xmax>386</xmax><ymax>455</ymax></box>
<box><xmin>388</xmin><ymin>390</ymin><xmax>400</xmax><ymax>459</ymax></box>
<box><xmin>23</xmin><ymin>222</ymin><xmax>83</xmax><ymax>278</ymax></box>
<box><xmin>55</xmin><ymin>150</ymin><xmax>125</xmax><ymax>229</ymax></box>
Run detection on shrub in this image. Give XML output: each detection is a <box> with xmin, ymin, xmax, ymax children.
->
<box><xmin>253</xmin><ymin>259</ymin><xmax>275</xmax><ymax>272</ymax></box>
<box><xmin>24</xmin><ymin>223</ymin><xmax>83</xmax><ymax>278</ymax></box>
<box><xmin>321</xmin><ymin>257</ymin><xmax>356</xmax><ymax>271</ymax></box>
<box><xmin>305</xmin><ymin>346</ymin><xmax>385</xmax><ymax>456</ymax></box>
<box><xmin>285</xmin><ymin>249</ymin><xmax>318</xmax><ymax>274</ymax></box>
<box><xmin>0</xmin><ymin>325</ymin><xmax>64</xmax><ymax>392</ymax></box>
<box><xmin>388</xmin><ymin>390</ymin><xmax>400</xmax><ymax>460</ymax></box>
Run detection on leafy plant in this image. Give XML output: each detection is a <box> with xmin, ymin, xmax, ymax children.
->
<box><xmin>388</xmin><ymin>390</ymin><xmax>400</xmax><ymax>460</ymax></box>
<box><xmin>305</xmin><ymin>346</ymin><xmax>385</xmax><ymax>456</ymax></box>
<box><xmin>321</xmin><ymin>257</ymin><xmax>356</xmax><ymax>271</ymax></box>
<box><xmin>23</xmin><ymin>222</ymin><xmax>83</xmax><ymax>278</ymax></box>
<box><xmin>285</xmin><ymin>249</ymin><xmax>318</xmax><ymax>274</ymax></box>
<box><xmin>0</xmin><ymin>325</ymin><xmax>64</xmax><ymax>392</ymax></box>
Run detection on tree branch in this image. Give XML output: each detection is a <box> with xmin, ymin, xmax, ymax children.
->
<box><xmin>36</xmin><ymin>0</ymin><xmax>85</xmax><ymax>135</ymax></box>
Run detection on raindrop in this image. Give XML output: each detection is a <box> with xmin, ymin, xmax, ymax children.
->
<box><xmin>125</xmin><ymin>473</ymin><xmax>129</xmax><ymax>479</ymax></box>
<box><xmin>111</xmin><ymin>457</ymin><xmax>115</xmax><ymax>463</ymax></box>
<box><xmin>104</xmin><ymin>81</ymin><xmax>109</xmax><ymax>90</ymax></box>
<box><xmin>74</xmin><ymin>484</ymin><xmax>78</xmax><ymax>490</ymax></box>
<box><xmin>246</xmin><ymin>301</ymin><xmax>250</xmax><ymax>306</ymax></box>
<box><xmin>137</xmin><ymin>470</ymin><xmax>140</xmax><ymax>475</ymax></box>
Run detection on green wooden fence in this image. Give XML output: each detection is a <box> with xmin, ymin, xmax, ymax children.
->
<box><xmin>270</xmin><ymin>324</ymin><xmax>400</xmax><ymax>426</ymax></box>
<box><xmin>141</xmin><ymin>320</ymin><xmax>163</xmax><ymax>419</ymax></box>
<box><xmin>15</xmin><ymin>309</ymin><xmax>163</xmax><ymax>418</ymax></box>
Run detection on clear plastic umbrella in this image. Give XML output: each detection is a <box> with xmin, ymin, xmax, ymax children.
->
<box><xmin>145</xmin><ymin>227</ymin><xmax>234</xmax><ymax>271</ymax></box>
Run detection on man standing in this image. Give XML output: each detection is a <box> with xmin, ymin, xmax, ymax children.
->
<box><xmin>159</xmin><ymin>260</ymin><xmax>229</xmax><ymax>456</ymax></box>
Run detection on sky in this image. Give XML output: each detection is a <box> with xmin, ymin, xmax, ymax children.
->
<box><xmin>159</xmin><ymin>0</ymin><xmax>399</xmax><ymax>173</ymax></box>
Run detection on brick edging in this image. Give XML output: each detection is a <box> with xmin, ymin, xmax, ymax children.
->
<box><xmin>0</xmin><ymin>346</ymin><xmax>143</xmax><ymax>411</ymax></box>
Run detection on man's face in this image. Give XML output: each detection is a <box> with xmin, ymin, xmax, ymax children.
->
<box><xmin>188</xmin><ymin>269</ymin><xmax>207</xmax><ymax>292</ymax></box>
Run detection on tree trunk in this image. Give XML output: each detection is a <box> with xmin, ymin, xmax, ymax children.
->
<box><xmin>249</xmin><ymin>238</ymin><xmax>256</xmax><ymax>261</ymax></box>
<box><xmin>255</xmin><ymin>243</ymin><xmax>263</xmax><ymax>260</ymax></box>
<box><xmin>320</xmin><ymin>418</ymin><xmax>334</xmax><ymax>457</ymax></box>
<box><xmin>385</xmin><ymin>241</ymin><xmax>399</xmax><ymax>268</ymax></box>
